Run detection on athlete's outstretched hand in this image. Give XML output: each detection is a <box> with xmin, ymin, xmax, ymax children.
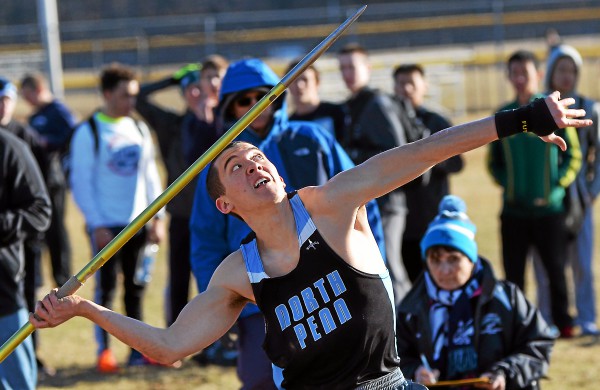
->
<box><xmin>541</xmin><ymin>91</ymin><xmax>593</xmax><ymax>151</ymax></box>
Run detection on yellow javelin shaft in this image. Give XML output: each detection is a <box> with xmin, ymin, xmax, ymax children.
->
<box><xmin>0</xmin><ymin>5</ymin><xmax>367</xmax><ymax>363</ymax></box>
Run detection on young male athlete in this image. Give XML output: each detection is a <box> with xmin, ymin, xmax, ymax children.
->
<box><xmin>31</xmin><ymin>92</ymin><xmax>590</xmax><ymax>389</ymax></box>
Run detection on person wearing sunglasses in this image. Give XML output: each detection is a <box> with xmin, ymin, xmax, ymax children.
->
<box><xmin>189</xmin><ymin>57</ymin><xmax>386</xmax><ymax>389</ymax></box>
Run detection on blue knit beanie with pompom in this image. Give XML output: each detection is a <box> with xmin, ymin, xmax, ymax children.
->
<box><xmin>420</xmin><ymin>195</ymin><xmax>478</xmax><ymax>263</ymax></box>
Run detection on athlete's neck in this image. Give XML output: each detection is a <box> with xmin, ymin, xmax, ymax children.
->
<box><xmin>249</xmin><ymin>197</ymin><xmax>297</xmax><ymax>252</ymax></box>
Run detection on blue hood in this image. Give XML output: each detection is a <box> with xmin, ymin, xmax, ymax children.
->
<box><xmin>217</xmin><ymin>58</ymin><xmax>288</xmax><ymax>143</ymax></box>
<box><xmin>219</xmin><ymin>58</ymin><xmax>280</xmax><ymax>98</ymax></box>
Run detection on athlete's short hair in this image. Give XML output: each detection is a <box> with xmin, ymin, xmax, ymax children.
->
<box><xmin>206</xmin><ymin>141</ymin><xmax>256</xmax><ymax>202</ymax></box>
<box><xmin>206</xmin><ymin>141</ymin><xmax>258</xmax><ymax>221</ymax></box>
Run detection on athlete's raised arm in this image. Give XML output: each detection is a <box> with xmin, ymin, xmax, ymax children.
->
<box><xmin>314</xmin><ymin>92</ymin><xmax>591</xmax><ymax>214</ymax></box>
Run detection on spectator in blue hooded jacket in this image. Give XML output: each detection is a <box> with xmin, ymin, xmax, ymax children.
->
<box><xmin>189</xmin><ymin>58</ymin><xmax>386</xmax><ymax>389</ymax></box>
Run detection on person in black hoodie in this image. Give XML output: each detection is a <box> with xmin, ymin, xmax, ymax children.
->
<box><xmin>392</xmin><ymin>64</ymin><xmax>464</xmax><ymax>282</ymax></box>
<box><xmin>0</xmin><ymin>127</ymin><xmax>51</xmax><ymax>390</ymax></box>
<box><xmin>338</xmin><ymin>42</ymin><xmax>411</xmax><ymax>304</ymax></box>
<box><xmin>0</xmin><ymin>76</ymin><xmax>55</xmax><ymax>378</ymax></box>
<box><xmin>287</xmin><ymin>60</ymin><xmax>349</xmax><ymax>142</ymax></box>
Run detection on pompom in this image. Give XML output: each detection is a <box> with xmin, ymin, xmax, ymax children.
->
<box><xmin>422</xmin><ymin>195</ymin><xmax>478</xmax><ymax>263</ymax></box>
<box><xmin>438</xmin><ymin>195</ymin><xmax>467</xmax><ymax>214</ymax></box>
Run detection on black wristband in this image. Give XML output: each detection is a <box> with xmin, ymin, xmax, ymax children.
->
<box><xmin>495</xmin><ymin>98</ymin><xmax>559</xmax><ymax>139</ymax></box>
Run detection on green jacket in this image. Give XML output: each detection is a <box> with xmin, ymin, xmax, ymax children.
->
<box><xmin>488</xmin><ymin>96</ymin><xmax>582</xmax><ymax>217</ymax></box>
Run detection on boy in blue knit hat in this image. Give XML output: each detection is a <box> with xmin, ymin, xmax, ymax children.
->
<box><xmin>397</xmin><ymin>195</ymin><xmax>555</xmax><ymax>389</ymax></box>
<box><xmin>420</xmin><ymin>195</ymin><xmax>478</xmax><ymax>265</ymax></box>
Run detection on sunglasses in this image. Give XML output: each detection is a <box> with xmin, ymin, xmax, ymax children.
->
<box><xmin>234</xmin><ymin>92</ymin><xmax>267</xmax><ymax>108</ymax></box>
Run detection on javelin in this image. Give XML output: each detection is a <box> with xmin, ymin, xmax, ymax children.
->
<box><xmin>0</xmin><ymin>5</ymin><xmax>367</xmax><ymax>363</ymax></box>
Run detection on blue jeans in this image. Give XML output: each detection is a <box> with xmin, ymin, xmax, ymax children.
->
<box><xmin>535</xmin><ymin>208</ymin><xmax>597</xmax><ymax>330</ymax></box>
<box><xmin>573</xmin><ymin>208</ymin><xmax>597</xmax><ymax>328</ymax></box>
<box><xmin>0</xmin><ymin>309</ymin><xmax>37</xmax><ymax>390</ymax></box>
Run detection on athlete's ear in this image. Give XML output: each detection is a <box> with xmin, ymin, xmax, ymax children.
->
<box><xmin>280</xmin><ymin>176</ymin><xmax>286</xmax><ymax>189</ymax></box>
<box><xmin>215</xmin><ymin>196</ymin><xmax>233</xmax><ymax>215</ymax></box>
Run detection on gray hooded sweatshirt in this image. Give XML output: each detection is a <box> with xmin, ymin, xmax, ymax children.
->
<box><xmin>545</xmin><ymin>44</ymin><xmax>600</xmax><ymax>203</ymax></box>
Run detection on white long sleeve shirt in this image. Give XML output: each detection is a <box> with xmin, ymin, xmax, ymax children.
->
<box><xmin>70</xmin><ymin>112</ymin><xmax>164</xmax><ymax>229</ymax></box>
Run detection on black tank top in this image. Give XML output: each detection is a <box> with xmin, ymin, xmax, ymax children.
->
<box><xmin>240</xmin><ymin>192</ymin><xmax>400</xmax><ymax>389</ymax></box>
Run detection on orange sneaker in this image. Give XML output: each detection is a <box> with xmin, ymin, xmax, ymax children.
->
<box><xmin>97</xmin><ymin>349</ymin><xmax>119</xmax><ymax>373</ymax></box>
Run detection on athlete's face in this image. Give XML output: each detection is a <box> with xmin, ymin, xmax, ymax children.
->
<box><xmin>426</xmin><ymin>246</ymin><xmax>474</xmax><ymax>291</ymax></box>
<box><xmin>214</xmin><ymin>143</ymin><xmax>285</xmax><ymax>216</ymax></box>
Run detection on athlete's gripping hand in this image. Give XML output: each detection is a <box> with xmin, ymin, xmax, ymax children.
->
<box><xmin>30</xmin><ymin>289</ymin><xmax>82</xmax><ymax>329</ymax></box>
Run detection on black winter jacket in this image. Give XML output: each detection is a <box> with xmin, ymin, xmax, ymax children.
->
<box><xmin>396</xmin><ymin>258</ymin><xmax>555</xmax><ymax>390</ymax></box>
<box><xmin>0</xmin><ymin>129</ymin><xmax>51</xmax><ymax>317</ymax></box>
<box><xmin>344</xmin><ymin>87</ymin><xmax>408</xmax><ymax>213</ymax></box>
